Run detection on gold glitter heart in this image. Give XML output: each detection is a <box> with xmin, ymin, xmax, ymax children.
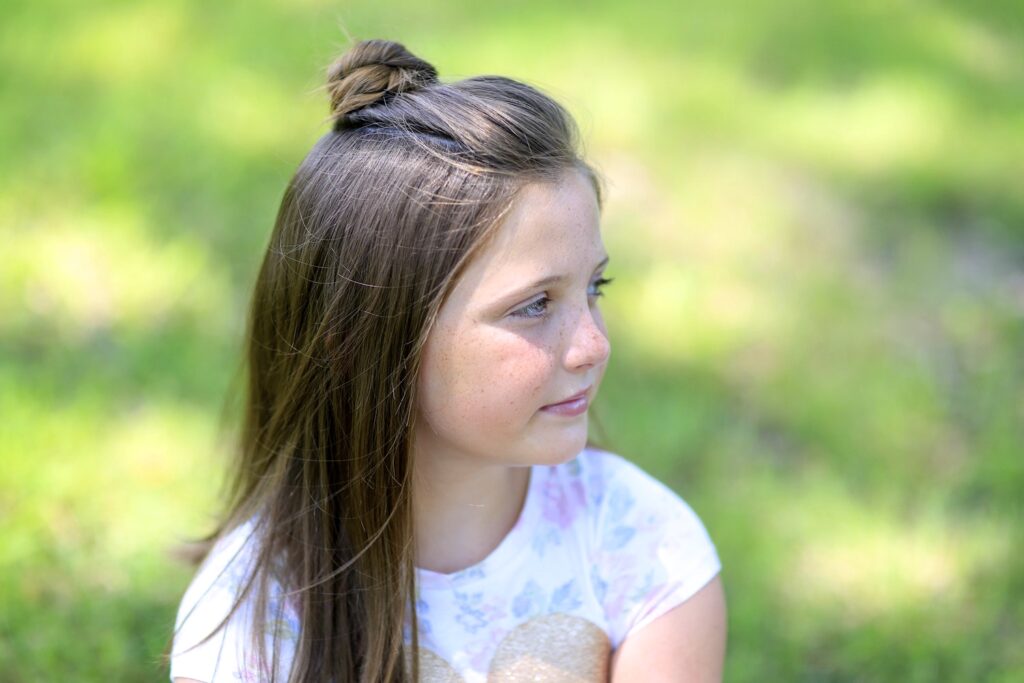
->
<box><xmin>409</xmin><ymin>613</ymin><xmax>611</xmax><ymax>682</ymax></box>
<box><xmin>406</xmin><ymin>647</ymin><xmax>464</xmax><ymax>682</ymax></box>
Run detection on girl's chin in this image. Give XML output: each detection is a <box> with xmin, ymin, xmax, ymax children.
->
<box><xmin>528</xmin><ymin>429</ymin><xmax>589</xmax><ymax>465</ymax></box>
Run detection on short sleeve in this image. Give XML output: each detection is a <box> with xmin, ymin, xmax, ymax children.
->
<box><xmin>587</xmin><ymin>451</ymin><xmax>722</xmax><ymax>649</ymax></box>
<box><xmin>169</xmin><ymin>520</ymin><xmax>297</xmax><ymax>682</ymax></box>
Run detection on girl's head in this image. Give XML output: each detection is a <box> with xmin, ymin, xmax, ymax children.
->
<box><xmin>212</xmin><ymin>38</ymin><xmax>608</xmax><ymax>681</ymax></box>
<box><xmin>415</xmin><ymin>168</ymin><xmax>612</xmax><ymax>472</ymax></box>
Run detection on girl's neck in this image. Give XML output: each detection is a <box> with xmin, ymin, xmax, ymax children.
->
<box><xmin>411</xmin><ymin>454</ymin><xmax>531</xmax><ymax>575</ymax></box>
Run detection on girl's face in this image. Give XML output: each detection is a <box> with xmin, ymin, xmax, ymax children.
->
<box><xmin>414</xmin><ymin>168</ymin><xmax>612</xmax><ymax>469</ymax></box>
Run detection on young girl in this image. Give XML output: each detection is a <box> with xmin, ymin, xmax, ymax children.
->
<box><xmin>169</xmin><ymin>38</ymin><xmax>726</xmax><ymax>683</ymax></box>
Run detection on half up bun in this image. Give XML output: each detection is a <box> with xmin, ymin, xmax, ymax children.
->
<box><xmin>325</xmin><ymin>39</ymin><xmax>439</xmax><ymax>127</ymax></box>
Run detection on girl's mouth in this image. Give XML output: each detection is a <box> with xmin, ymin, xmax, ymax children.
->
<box><xmin>540</xmin><ymin>386</ymin><xmax>591</xmax><ymax>416</ymax></box>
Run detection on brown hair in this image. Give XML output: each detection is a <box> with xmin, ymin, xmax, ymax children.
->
<box><xmin>167</xmin><ymin>38</ymin><xmax>606</xmax><ymax>682</ymax></box>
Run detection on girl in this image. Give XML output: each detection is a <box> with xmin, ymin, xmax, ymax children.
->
<box><xmin>169</xmin><ymin>38</ymin><xmax>726</xmax><ymax>683</ymax></box>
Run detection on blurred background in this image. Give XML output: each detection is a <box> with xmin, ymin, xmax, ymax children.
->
<box><xmin>1</xmin><ymin>0</ymin><xmax>1022</xmax><ymax>680</ymax></box>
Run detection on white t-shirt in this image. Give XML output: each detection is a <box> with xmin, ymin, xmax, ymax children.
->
<box><xmin>169</xmin><ymin>447</ymin><xmax>722</xmax><ymax>682</ymax></box>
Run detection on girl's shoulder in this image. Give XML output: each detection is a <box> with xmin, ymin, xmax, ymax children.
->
<box><xmin>178</xmin><ymin>517</ymin><xmax>264</xmax><ymax>605</ymax></box>
<box><xmin>169</xmin><ymin>517</ymin><xmax>295</xmax><ymax>683</ymax></box>
<box><xmin>563</xmin><ymin>445</ymin><xmax>700</xmax><ymax>521</ymax></box>
<box><xmin>542</xmin><ymin>445</ymin><xmax>719</xmax><ymax>565</ymax></box>
<box><xmin>565</xmin><ymin>446</ymin><xmax>722</xmax><ymax>647</ymax></box>
<box><xmin>495</xmin><ymin>446</ymin><xmax>721</xmax><ymax>651</ymax></box>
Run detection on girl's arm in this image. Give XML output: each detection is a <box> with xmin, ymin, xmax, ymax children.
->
<box><xmin>609</xmin><ymin>575</ymin><xmax>727</xmax><ymax>682</ymax></box>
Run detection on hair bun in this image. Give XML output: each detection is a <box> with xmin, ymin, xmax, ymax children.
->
<box><xmin>326</xmin><ymin>39</ymin><xmax>438</xmax><ymax>123</ymax></box>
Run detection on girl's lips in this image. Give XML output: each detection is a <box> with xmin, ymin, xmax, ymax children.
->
<box><xmin>540</xmin><ymin>386</ymin><xmax>591</xmax><ymax>416</ymax></box>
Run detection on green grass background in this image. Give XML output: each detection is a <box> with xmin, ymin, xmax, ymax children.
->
<box><xmin>1</xmin><ymin>0</ymin><xmax>1022</xmax><ymax>680</ymax></box>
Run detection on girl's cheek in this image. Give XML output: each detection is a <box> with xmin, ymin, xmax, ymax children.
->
<box><xmin>456</xmin><ymin>328</ymin><xmax>557</xmax><ymax>413</ymax></box>
<box><xmin>497</xmin><ymin>341</ymin><xmax>557</xmax><ymax>400</ymax></box>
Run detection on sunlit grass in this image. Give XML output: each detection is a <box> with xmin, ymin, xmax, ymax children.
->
<box><xmin>61</xmin><ymin>2</ymin><xmax>185</xmax><ymax>83</ymax></box>
<box><xmin>0</xmin><ymin>394</ymin><xmax>223</xmax><ymax>566</ymax></box>
<box><xmin>765</xmin><ymin>76</ymin><xmax>956</xmax><ymax>173</ymax></box>
<box><xmin>1</xmin><ymin>205</ymin><xmax>232</xmax><ymax>339</ymax></box>
<box><xmin>196</xmin><ymin>65</ymin><xmax>315</xmax><ymax>155</ymax></box>
<box><xmin>778</xmin><ymin>473</ymin><xmax>1010</xmax><ymax>620</ymax></box>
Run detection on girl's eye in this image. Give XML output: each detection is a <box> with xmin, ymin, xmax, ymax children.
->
<box><xmin>510</xmin><ymin>276</ymin><xmax>615</xmax><ymax>320</ymax></box>
<box><xmin>511</xmin><ymin>296</ymin><xmax>551</xmax><ymax>320</ymax></box>
<box><xmin>589</xmin><ymin>276</ymin><xmax>614</xmax><ymax>298</ymax></box>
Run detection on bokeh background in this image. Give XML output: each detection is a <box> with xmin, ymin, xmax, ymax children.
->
<box><xmin>2</xmin><ymin>0</ymin><xmax>1022</xmax><ymax>680</ymax></box>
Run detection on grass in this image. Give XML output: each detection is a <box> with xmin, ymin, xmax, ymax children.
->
<box><xmin>1</xmin><ymin>0</ymin><xmax>1022</xmax><ymax>680</ymax></box>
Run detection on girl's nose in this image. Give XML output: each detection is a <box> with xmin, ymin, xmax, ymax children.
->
<box><xmin>565</xmin><ymin>305</ymin><xmax>611</xmax><ymax>370</ymax></box>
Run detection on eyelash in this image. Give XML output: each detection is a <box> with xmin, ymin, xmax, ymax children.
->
<box><xmin>511</xmin><ymin>277</ymin><xmax>615</xmax><ymax>320</ymax></box>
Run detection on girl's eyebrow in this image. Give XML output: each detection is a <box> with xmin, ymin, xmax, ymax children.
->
<box><xmin>493</xmin><ymin>255</ymin><xmax>610</xmax><ymax>307</ymax></box>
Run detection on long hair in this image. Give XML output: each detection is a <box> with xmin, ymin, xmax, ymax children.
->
<box><xmin>168</xmin><ymin>38</ymin><xmax>606</xmax><ymax>682</ymax></box>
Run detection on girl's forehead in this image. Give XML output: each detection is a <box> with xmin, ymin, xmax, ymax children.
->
<box><xmin>441</xmin><ymin>174</ymin><xmax>605</xmax><ymax>316</ymax></box>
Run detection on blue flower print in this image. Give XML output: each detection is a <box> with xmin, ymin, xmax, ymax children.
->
<box><xmin>549</xmin><ymin>579</ymin><xmax>583</xmax><ymax>612</ymax></box>
<box><xmin>453</xmin><ymin>591</ymin><xmax>489</xmax><ymax>634</ymax></box>
<box><xmin>590</xmin><ymin>564</ymin><xmax>608</xmax><ymax>603</ymax></box>
<box><xmin>628</xmin><ymin>569</ymin><xmax>656</xmax><ymax>604</ymax></box>
<box><xmin>413</xmin><ymin>599</ymin><xmax>432</xmax><ymax>636</ymax></box>
<box><xmin>531</xmin><ymin>524</ymin><xmax>562</xmax><ymax>556</ymax></box>
<box><xmin>565</xmin><ymin>458</ymin><xmax>582</xmax><ymax>477</ymax></box>
<box><xmin>452</xmin><ymin>565</ymin><xmax>486</xmax><ymax>586</ymax></box>
<box><xmin>603</xmin><ymin>525</ymin><xmax>636</xmax><ymax>551</ymax></box>
<box><xmin>512</xmin><ymin>580</ymin><xmax>545</xmax><ymax>618</ymax></box>
<box><xmin>607</xmin><ymin>486</ymin><xmax>635</xmax><ymax>524</ymax></box>
<box><xmin>263</xmin><ymin>594</ymin><xmax>299</xmax><ymax>643</ymax></box>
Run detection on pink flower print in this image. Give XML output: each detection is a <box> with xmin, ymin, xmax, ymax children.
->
<box><xmin>593</xmin><ymin>550</ymin><xmax>640</xmax><ymax>622</ymax></box>
<box><xmin>233</xmin><ymin>649</ymin><xmax>270</xmax><ymax>683</ymax></box>
<box><xmin>541</xmin><ymin>478</ymin><xmax>586</xmax><ymax>529</ymax></box>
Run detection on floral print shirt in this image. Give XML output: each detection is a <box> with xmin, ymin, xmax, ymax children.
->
<box><xmin>169</xmin><ymin>447</ymin><xmax>722</xmax><ymax>682</ymax></box>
